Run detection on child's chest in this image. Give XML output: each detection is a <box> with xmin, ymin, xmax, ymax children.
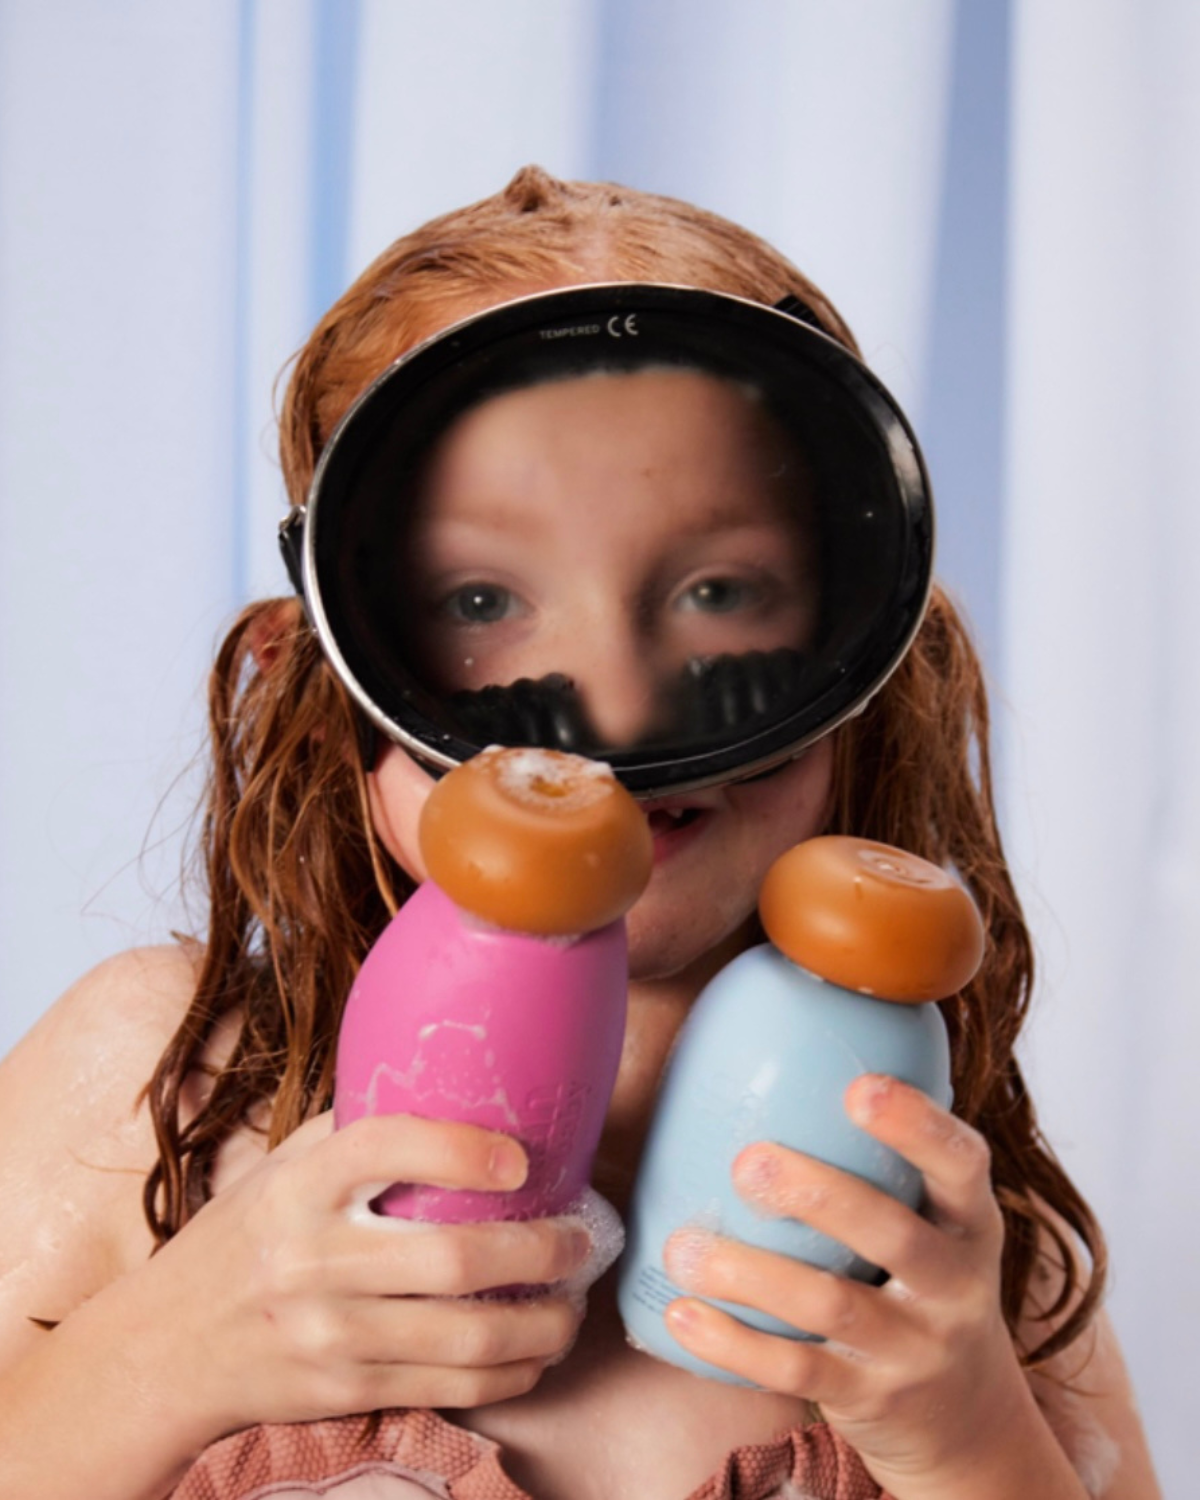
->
<box><xmin>457</xmin><ymin>1284</ymin><xmax>815</xmax><ymax>1500</ymax></box>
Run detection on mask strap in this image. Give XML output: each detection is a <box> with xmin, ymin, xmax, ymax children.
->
<box><xmin>773</xmin><ymin>293</ymin><xmax>826</xmax><ymax>333</ymax></box>
<box><xmin>279</xmin><ymin>507</ymin><xmax>306</xmax><ymax>597</ymax></box>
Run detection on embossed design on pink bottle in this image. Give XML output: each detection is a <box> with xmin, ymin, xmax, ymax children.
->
<box><xmin>334</xmin><ymin>748</ymin><xmax>652</xmax><ymax>1222</ymax></box>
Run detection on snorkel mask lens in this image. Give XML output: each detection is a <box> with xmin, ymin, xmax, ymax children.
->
<box><xmin>282</xmin><ymin>284</ymin><xmax>933</xmax><ymax>798</ymax></box>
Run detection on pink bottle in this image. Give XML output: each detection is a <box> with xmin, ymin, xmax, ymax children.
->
<box><xmin>334</xmin><ymin>747</ymin><xmax>652</xmax><ymax>1222</ymax></box>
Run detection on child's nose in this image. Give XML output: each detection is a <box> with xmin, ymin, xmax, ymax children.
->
<box><xmin>563</xmin><ymin>632</ymin><xmax>663</xmax><ymax>749</ymax></box>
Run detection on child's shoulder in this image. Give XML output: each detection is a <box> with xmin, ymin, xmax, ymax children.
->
<box><xmin>2</xmin><ymin>942</ymin><xmax>201</xmax><ymax>1117</ymax></box>
<box><xmin>0</xmin><ymin>944</ymin><xmax>200</xmax><ymax>1359</ymax></box>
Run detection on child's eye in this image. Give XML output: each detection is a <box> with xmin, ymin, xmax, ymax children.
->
<box><xmin>676</xmin><ymin>577</ymin><xmax>760</xmax><ymax>614</ymax></box>
<box><xmin>442</xmin><ymin>584</ymin><xmax>520</xmax><ymax>624</ymax></box>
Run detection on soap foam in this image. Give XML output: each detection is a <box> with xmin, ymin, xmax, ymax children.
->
<box><xmin>343</xmin><ymin>1183</ymin><xmax>625</xmax><ymax>1320</ymax></box>
<box><xmin>458</xmin><ymin>904</ymin><xmax>584</xmax><ymax>946</ymax></box>
<box><xmin>542</xmin><ymin>1187</ymin><xmax>626</xmax><ymax>1364</ymax></box>
<box><xmin>554</xmin><ymin>1186</ymin><xmax>626</xmax><ymax>1303</ymax></box>
<box><xmin>345</xmin><ymin>1182</ymin><xmax>443</xmax><ymax>1231</ymax></box>
<box><xmin>483</xmin><ymin>745</ymin><xmax>614</xmax><ymax>812</ymax></box>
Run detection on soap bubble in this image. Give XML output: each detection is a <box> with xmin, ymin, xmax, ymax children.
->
<box><xmin>542</xmin><ymin>1187</ymin><xmax>625</xmax><ymax>1364</ymax></box>
<box><xmin>554</xmin><ymin>1187</ymin><xmax>626</xmax><ymax>1305</ymax></box>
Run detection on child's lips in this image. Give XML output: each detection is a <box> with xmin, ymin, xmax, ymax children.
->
<box><xmin>646</xmin><ymin>806</ymin><xmax>702</xmax><ymax>835</ymax></box>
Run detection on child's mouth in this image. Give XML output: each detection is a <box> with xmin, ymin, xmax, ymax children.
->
<box><xmin>645</xmin><ymin>804</ymin><xmax>709</xmax><ymax>862</ymax></box>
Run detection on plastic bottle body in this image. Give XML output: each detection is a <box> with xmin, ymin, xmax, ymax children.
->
<box><xmin>618</xmin><ymin>943</ymin><xmax>951</xmax><ymax>1380</ymax></box>
<box><xmin>334</xmin><ymin>878</ymin><xmax>629</xmax><ymax>1222</ymax></box>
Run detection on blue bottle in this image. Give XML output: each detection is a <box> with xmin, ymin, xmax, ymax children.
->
<box><xmin>618</xmin><ymin>836</ymin><xmax>983</xmax><ymax>1382</ymax></box>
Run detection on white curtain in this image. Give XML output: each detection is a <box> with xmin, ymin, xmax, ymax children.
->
<box><xmin>0</xmin><ymin>0</ymin><xmax>242</xmax><ymax>1015</ymax></box>
<box><xmin>1005</xmin><ymin>1</ymin><xmax>1200</xmax><ymax>1487</ymax></box>
<box><xmin>1</xmin><ymin>0</ymin><xmax>1190</xmax><ymax>1488</ymax></box>
<box><xmin>0</xmin><ymin>0</ymin><xmax>956</xmax><ymax>1045</ymax></box>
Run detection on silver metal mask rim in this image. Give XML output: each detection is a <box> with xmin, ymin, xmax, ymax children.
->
<box><xmin>285</xmin><ymin>281</ymin><xmax>935</xmax><ymax>799</ymax></box>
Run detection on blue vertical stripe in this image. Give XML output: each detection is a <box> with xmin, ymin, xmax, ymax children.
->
<box><xmin>309</xmin><ymin>0</ymin><xmax>362</xmax><ymax>324</ymax></box>
<box><xmin>921</xmin><ymin>0</ymin><xmax>1011</xmax><ymax>683</ymax></box>
<box><xmin>587</xmin><ymin>0</ymin><xmax>643</xmax><ymax>184</ymax></box>
<box><xmin>585</xmin><ymin>0</ymin><xmax>713</xmax><ymax>196</ymax></box>
<box><xmin>231</xmin><ymin>0</ymin><xmax>257</xmax><ymax>606</ymax></box>
<box><xmin>229</xmin><ymin>0</ymin><xmax>363</xmax><ymax>607</ymax></box>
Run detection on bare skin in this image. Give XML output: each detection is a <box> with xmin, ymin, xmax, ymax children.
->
<box><xmin>0</xmin><ymin>744</ymin><xmax>834</xmax><ymax>1500</ymax></box>
<box><xmin>373</xmin><ymin>751</ymin><xmax>1162</xmax><ymax>1500</ymax></box>
<box><xmin>0</xmin><ymin>745</ymin><xmax>1161</xmax><ymax>1500</ymax></box>
<box><xmin>0</xmin><ymin>949</ymin><xmax>588</xmax><ymax>1498</ymax></box>
<box><xmin>0</xmin><ymin>947</ymin><xmax>1162</xmax><ymax>1500</ymax></box>
<box><xmin>0</xmin><ymin>326</ymin><xmax>1161</xmax><ymax>1499</ymax></box>
<box><xmin>404</xmin><ymin>366</ymin><xmax>816</xmax><ymax>747</ymax></box>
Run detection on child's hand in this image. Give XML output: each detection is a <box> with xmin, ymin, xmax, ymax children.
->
<box><xmin>130</xmin><ymin>1111</ymin><xmax>589</xmax><ymax>1441</ymax></box>
<box><xmin>661</xmin><ymin>1075</ymin><xmax>1075</xmax><ymax>1499</ymax></box>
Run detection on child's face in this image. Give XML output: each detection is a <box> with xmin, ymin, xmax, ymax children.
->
<box><xmin>366</xmin><ymin>364</ymin><xmax>834</xmax><ymax>980</ymax></box>
<box><xmin>403</xmin><ymin>366</ymin><xmax>817</xmax><ymax>749</ymax></box>
<box><xmin>369</xmin><ymin>737</ymin><xmax>832</xmax><ymax>982</ymax></box>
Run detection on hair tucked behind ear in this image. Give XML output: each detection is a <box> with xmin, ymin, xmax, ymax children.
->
<box><xmin>142</xmin><ymin>603</ymin><xmax>412</xmax><ymax>1239</ymax></box>
<box><xmin>828</xmin><ymin>585</ymin><xmax>1106</xmax><ymax>1365</ymax></box>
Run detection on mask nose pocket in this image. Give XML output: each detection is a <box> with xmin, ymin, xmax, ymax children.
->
<box><xmin>675</xmin><ymin>648</ymin><xmax>810</xmax><ymax>738</ymax></box>
<box><xmin>449</xmin><ymin>672</ymin><xmax>596</xmax><ymax>751</ymax></box>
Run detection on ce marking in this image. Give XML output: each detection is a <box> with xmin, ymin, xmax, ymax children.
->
<box><xmin>606</xmin><ymin>313</ymin><xmax>639</xmax><ymax>338</ymax></box>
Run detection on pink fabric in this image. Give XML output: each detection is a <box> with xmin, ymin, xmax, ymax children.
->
<box><xmin>172</xmin><ymin>1409</ymin><xmax>887</xmax><ymax>1500</ymax></box>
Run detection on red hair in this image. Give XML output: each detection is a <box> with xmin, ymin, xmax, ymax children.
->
<box><xmin>144</xmin><ymin>167</ymin><xmax>1102</xmax><ymax>1366</ymax></box>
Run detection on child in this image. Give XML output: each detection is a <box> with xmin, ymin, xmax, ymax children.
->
<box><xmin>0</xmin><ymin>168</ymin><xmax>1160</xmax><ymax>1500</ymax></box>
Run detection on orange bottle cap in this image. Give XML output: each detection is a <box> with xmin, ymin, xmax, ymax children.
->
<box><xmin>418</xmin><ymin>747</ymin><xmax>653</xmax><ymax>936</ymax></box>
<box><xmin>758</xmin><ymin>836</ymin><xmax>985</xmax><ymax>1002</ymax></box>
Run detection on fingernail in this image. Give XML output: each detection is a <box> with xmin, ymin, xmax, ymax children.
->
<box><xmin>566</xmin><ymin>1227</ymin><xmax>593</xmax><ymax>1270</ymax></box>
<box><xmin>847</xmin><ymin>1074</ymin><xmax>892</xmax><ymax>1124</ymax></box>
<box><xmin>665</xmin><ymin>1299</ymin><xmax>703</xmax><ymax>1335</ymax></box>
<box><xmin>734</xmin><ymin>1145</ymin><xmax>780</xmax><ymax>1196</ymax></box>
<box><xmin>664</xmin><ymin>1229</ymin><xmax>713</xmax><ymax>1289</ymax></box>
<box><xmin>488</xmin><ymin>1139</ymin><xmax>528</xmax><ymax>1188</ymax></box>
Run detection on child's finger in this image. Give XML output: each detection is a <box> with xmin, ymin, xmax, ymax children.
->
<box><xmin>729</xmin><ymin>1146</ymin><xmax>958</xmax><ymax>1297</ymax></box>
<box><xmin>298</xmin><ymin>1112</ymin><xmax>530</xmax><ymax>1208</ymax></box>
<box><xmin>664</xmin><ymin>1227</ymin><xmax>895</xmax><ymax>1355</ymax></box>
<box><xmin>660</xmin><ymin>1294</ymin><xmax>863</xmax><ymax>1408</ymax></box>
<box><xmin>319</xmin><ymin>1213</ymin><xmax>593</xmax><ymax>1299</ymax></box>
<box><xmin>325</xmin><ymin>1289</ymin><xmax>582</xmax><ymax>1370</ymax></box>
<box><xmin>841</xmin><ymin>1075</ymin><xmax>1001</xmax><ymax>1235</ymax></box>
